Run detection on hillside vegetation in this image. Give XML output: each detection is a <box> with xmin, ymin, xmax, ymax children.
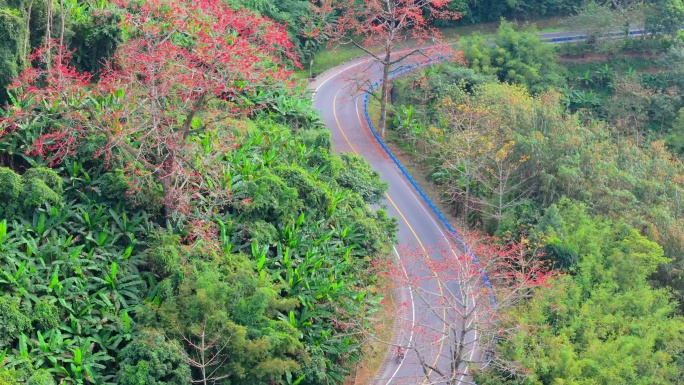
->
<box><xmin>3</xmin><ymin>0</ymin><xmax>684</xmax><ymax>384</ymax></box>
<box><xmin>0</xmin><ymin>1</ymin><xmax>395</xmax><ymax>384</ymax></box>
<box><xmin>388</xmin><ymin>17</ymin><xmax>684</xmax><ymax>384</ymax></box>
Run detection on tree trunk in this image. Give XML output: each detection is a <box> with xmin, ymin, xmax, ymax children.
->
<box><xmin>59</xmin><ymin>0</ymin><xmax>65</xmax><ymax>48</ymax></box>
<box><xmin>159</xmin><ymin>170</ymin><xmax>175</xmax><ymax>219</ymax></box>
<box><xmin>463</xmin><ymin>181</ymin><xmax>471</xmax><ymax>227</ymax></box>
<box><xmin>24</xmin><ymin>0</ymin><xmax>34</xmax><ymax>55</ymax></box>
<box><xmin>45</xmin><ymin>0</ymin><xmax>52</xmax><ymax>65</ymax></box>
<box><xmin>201</xmin><ymin>329</ymin><xmax>207</xmax><ymax>385</ymax></box>
<box><xmin>378</xmin><ymin>50</ymin><xmax>392</xmax><ymax>139</ymax></box>
<box><xmin>449</xmin><ymin>328</ymin><xmax>461</xmax><ymax>385</ymax></box>
<box><xmin>497</xmin><ymin>170</ymin><xmax>504</xmax><ymax>227</ymax></box>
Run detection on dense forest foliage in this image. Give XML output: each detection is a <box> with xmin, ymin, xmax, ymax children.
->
<box><xmin>0</xmin><ymin>1</ymin><xmax>396</xmax><ymax>384</ymax></box>
<box><xmin>4</xmin><ymin>0</ymin><xmax>684</xmax><ymax>384</ymax></box>
<box><xmin>388</xmin><ymin>17</ymin><xmax>684</xmax><ymax>383</ymax></box>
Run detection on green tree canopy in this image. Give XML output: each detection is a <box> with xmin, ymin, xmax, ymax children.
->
<box><xmin>461</xmin><ymin>20</ymin><xmax>565</xmax><ymax>93</ymax></box>
<box><xmin>0</xmin><ymin>8</ymin><xmax>24</xmax><ymax>105</ymax></box>
<box><xmin>150</xmin><ymin>254</ymin><xmax>302</xmax><ymax>384</ymax></box>
<box><xmin>480</xmin><ymin>200</ymin><xmax>684</xmax><ymax>384</ymax></box>
<box><xmin>647</xmin><ymin>0</ymin><xmax>684</xmax><ymax>34</ymax></box>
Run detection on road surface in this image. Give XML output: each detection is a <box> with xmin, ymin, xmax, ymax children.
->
<box><xmin>312</xmin><ymin>51</ymin><xmax>469</xmax><ymax>384</ymax></box>
<box><xmin>309</xmin><ymin>27</ymin><xmax>649</xmax><ymax>385</ymax></box>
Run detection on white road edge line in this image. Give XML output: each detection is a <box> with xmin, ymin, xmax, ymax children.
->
<box><xmin>353</xmin><ymin>97</ymin><xmax>447</xmax><ymax>238</ymax></box>
<box><xmin>385</xmin><ymin>245</ymin><xmax>416</xmax><ymax>385</ymax></box>
<box><xmin>354</xmin><ymin>93</ymin><xmax>478</xmax><ymax>384</ymax></box>
<box><xmin>319</xmin><ymin>30</ymin><xmax>644</xmax><ymax>382</ymax></box>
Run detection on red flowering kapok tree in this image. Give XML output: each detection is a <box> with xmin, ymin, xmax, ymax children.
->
<box><xmin>316</xmin><ymin>0</ymin><xmax>460</xmax><ymax>138</ymax></box>
<box><xmin>1</xmin><ymin>0</ymin><xmax>298</xmax><ymax>218</ymax></box>
<box><xmin>386</xmin><ymin>232</ymin><xmax>554</xmax><ymax>384</ymax></box>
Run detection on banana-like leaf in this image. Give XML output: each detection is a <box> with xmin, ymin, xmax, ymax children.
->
<box><xmin>73</xmin><ymin>348</ymin><xmax>83</xmax><ymax>365</ymax></box>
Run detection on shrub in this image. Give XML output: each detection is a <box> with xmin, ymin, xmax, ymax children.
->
<box><xmin>21</xmin><ymin>178</ymin><xmax>61</xmax><ymax>211</ymax></box>
<box><xmin>26</xmin><ymin>370</ymin><xmax>55</xmax><ymax>385</ymax></box>
<box><xmin>145</xmin><ymin>232</ymin><xmax>182</xmax><ymax>278</ymax></box>
<box><xmin>0</xmin><ymin>370</ymin><xmax>18</xmax><ymax>385</ymax></box>
<box><xmin>0</xmin><ymin>296</ymin><xmax>30</xmax><ymax>348</ymax></box>
<box><xmin>0</xmin><ymin>167</ymin><xmax>22</xmax><ymax>218</ymax></box>
<box><xmin>31</xmin><ymin>300</ymin><xmax>60</xmax><ymax>331</ymax></box>
<box><xmin>20</xmin><ymin>168</ymin><xmax>63</xmax><ymax>211</ymax></box>
<box><xmin>22</xmin><ymin>168</ymin><xmax>63</xmax><ymax>195</ymax></box>
<box><xmin>116</xmin><ymin>330</ymin><xmax>191</xmax><ymax>385</ymax></box>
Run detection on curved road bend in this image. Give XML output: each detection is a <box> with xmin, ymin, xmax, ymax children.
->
<box><xmin>311</xmin><ymin>56</ymin><xmax>459</xmax><ymax>384</ymax></box>
<box><xmin>309</xmin><ymin>28</ymin><xmax>646</xmax><ymax>385</ymax></box>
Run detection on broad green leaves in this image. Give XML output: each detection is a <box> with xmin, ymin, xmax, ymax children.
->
<box><xmin>484</xmin><ymin>201</ymin><xmax>684</xmax><ymax>384</ymax></box>
<box><xmin>0</xmin><ymin>2</ymin><xmax>395</xmax><ymax>383</ymax></box>
<box><xmin>0</xmin><ymin>187</ymin><xmax>150</xmax><ymax>384</ymax></box>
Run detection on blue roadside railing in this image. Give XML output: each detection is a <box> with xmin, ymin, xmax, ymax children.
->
<box><xmin>361</xmin><ymin>24</ymin><xmax>683</xmax><ymax>301</ymax></box>
<box><xmin>362</xmin><ymin>58</ymin><xmax>496</xmax><ymax>299</ymax></box>
<box><xmin>356</xmin><ymin>27</ymin><xmax>684</xmax><ymax>377</ymax></box>
<box><xmin>542</xmin><ymin>29</ymin><xmax>648</xmax><ymax>43</ymax></box>
<box><xmin>362</xmin><ymin>60</ymin><xmax>500</xmax><ymax>378</ymax></box>
<box><xmin>540</xmin><ymin>26</ymin><xmax>684</xmax><ymax>43</ymax></box>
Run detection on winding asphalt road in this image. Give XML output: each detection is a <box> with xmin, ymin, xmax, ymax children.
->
<box><xmin>309</xmin><ymin>27</ymin><xmax>649</xmax><ymax>385</ymax></box>
<box><xmin>311</xmin><ymin>54</ymin><xmax>466</xmax><ymax>385</ymax></box>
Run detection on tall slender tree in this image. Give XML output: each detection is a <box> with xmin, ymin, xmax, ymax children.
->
<box><xmin>317</xmin><ymin>0</ymin><xmax>460</xmax><ymax>138</ymax></box>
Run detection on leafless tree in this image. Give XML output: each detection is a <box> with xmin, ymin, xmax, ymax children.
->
<box><xmin>474</xmin><ymin>141</ymin><xmax>535</xmax><ymax>229</ymax></box>
<box><xmin>178</xmin><ymin>321</ymin><xmax>232</xmax><ymax>385</ymax></box>
<box><xmin>383</xmin><ymin>232</ymin><xmax>553</xmax><ymax>384</ymax></box>
<box><xmin>431</xmin><ymin>97</ymin><xmax>499</xmax><ymax>225</ymax></box>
